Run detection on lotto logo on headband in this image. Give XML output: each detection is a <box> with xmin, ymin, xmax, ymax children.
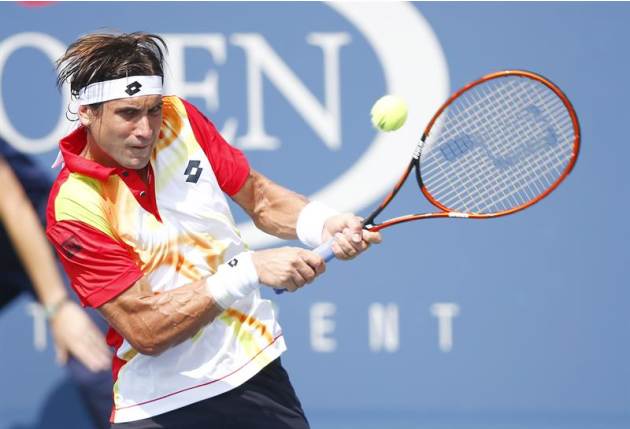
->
<box><xmin>125</xmin><ymin>81</ymin><xmax>142</xmax><ymax>96</ymax></box>
<box><xmin>77</xmin><ymin>75</ymin><xmax>163</xmax><ymax>105</ymax></box>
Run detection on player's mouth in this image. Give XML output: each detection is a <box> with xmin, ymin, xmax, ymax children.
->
<box><xmin>128</xmin><ymin>143</ymin><xmax>152</xmax><ymax>154</ymax></box>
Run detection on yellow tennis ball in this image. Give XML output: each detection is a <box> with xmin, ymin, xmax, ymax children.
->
<box><xmin>370</xmin><ymin>95</ymin><xmax>408</xmax><ymax>132</ymax></box>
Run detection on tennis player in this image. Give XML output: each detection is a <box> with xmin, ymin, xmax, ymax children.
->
<box><xmin>47</xmin><ymin>32</ymin><xmax>380</xmax><ymax>428</ymax></box>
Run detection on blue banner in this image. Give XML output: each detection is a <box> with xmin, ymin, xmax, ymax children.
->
<box><xmin>0</xmin><ymin>2</ymin><xmax>628</xmax><ymax>428</ymax></box>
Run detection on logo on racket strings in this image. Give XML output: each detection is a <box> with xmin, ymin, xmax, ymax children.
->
<box><xmin>438</xmin><ymin>105</ymin><xmax>559</xmax><ymax>170</ymax></box>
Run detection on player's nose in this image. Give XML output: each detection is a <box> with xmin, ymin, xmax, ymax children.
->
<box><xmin>135</xmin><ymin>114</ymin><xmax>154</xmax><ymax>141</ymax></box>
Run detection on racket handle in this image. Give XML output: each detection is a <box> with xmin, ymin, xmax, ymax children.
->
<box><xmin>314</xmin><ymin>237</ymin><xmax>336</xmax><ymax>262</ymax></box>
<box><xmin>273</xmin><ymin>238</ymin><xmax>336</xmax><ymax>295</ymax></box>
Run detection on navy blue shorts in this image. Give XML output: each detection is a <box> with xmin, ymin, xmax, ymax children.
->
<box><xmin>111</xmin><ymin>358</ymin><xmax>310</xmax><ymax>429</ymax></box>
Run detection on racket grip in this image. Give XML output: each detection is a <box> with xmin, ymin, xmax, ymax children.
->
<box><xmin>314</xmin><ymin>237</ymin><xmax>336</xmax><ymax>262</ymax></box>
<box><xmin>273</xmin><ymin>238</ymin><xmax>337</xmax><ymax>295</ymax></box>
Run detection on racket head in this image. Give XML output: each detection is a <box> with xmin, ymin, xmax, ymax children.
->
<box><xmin>417</xmin><ymin>70</ymin><xmax>580</xmax><ymax>218</ymax></box>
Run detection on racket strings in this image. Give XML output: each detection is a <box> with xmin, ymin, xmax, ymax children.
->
<box><xmin>446</xmin><ymin>81</ymin><xmax>570</xmax><ymax>211</ymax></box>
<box><xmin>420</xmin><ymin>75</ymin><xmax>576</xmax><ymax>214</ymax></box>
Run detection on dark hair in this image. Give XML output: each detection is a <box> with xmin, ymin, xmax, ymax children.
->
<box><xmin>56</xmin><ymin>32</ymin><xmax>167</xmax><ymax>99</ymax></box>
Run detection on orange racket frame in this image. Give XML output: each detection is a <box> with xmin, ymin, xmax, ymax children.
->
<box><xmin>363</xmin><ymin>70</ymin><xmax>581</xmax><ymax>232</ymax></box>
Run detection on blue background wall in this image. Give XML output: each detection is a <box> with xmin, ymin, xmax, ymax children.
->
<box><xmin>0</xmin><ymin>2</ymin><xmax>628</xmax><ymax>428</ymax></box>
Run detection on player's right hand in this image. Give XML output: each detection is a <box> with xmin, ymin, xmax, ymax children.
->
<box><xmin>252</xmin><ymin>247</ymin><xmax>325</xmax><ymax>292</ymax></box>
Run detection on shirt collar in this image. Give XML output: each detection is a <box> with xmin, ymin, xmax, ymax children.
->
<box><xmin>59</xmin><ymin>126</ymin><xmax>119</xmax><ymax>181</ymax></box>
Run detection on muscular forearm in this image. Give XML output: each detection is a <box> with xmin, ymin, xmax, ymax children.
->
<box><xmin>100</xmin><ymin>277</ymin><xmax>224</xmax><ymax>356</ymax></box>
<box><xmin>234</xmin><ymin>170</ymin><xmax>307</xmax><ymax>239</ymax></box>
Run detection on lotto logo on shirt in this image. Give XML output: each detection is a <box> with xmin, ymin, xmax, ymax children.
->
<box><xmin>60</xmin><ymin>234</ymin><xmax>82</xmax><ymax>259</ymax></box>
<box><xmin>184</xmin><ymin>160</ymin><xmax>203</xmax><ymax>183</ymax></box>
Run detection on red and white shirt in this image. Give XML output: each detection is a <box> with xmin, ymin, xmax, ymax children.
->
<box><xmin>46</xmin><ymin>96</ymin><xmax>286</xmax><ymax>423</ymax></box>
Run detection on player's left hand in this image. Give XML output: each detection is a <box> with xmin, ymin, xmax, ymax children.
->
<box><xmin>322</xmin><ymin>214</ymin><xmax>382</xmax><ymax>260</ymax></box>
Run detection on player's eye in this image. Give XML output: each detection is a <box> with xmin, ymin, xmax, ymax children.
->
<box><xmin>149</xmin><ymin>104</ymin><xmax>163</xmax><ymax>115</ymax></box>
<box><xmin>119</xmin><ymin>108</ymin><xmax>138</xmax><ymax>118</ymax></box>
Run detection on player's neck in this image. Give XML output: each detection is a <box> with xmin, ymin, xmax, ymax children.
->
<box><xmin>81</xmin><ymin>134</ymin><xmax>117</xmax><ymax>168</ymax></box>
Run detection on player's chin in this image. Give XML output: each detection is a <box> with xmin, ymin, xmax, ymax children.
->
<box><xmin>122</xmin><ymin>151</ymin><xmax>153</xmax><ymax>169</ymax></box>
<box><xmin>124</xmin><ymin>157</ymin><xmax>151</xmax><ymax>170</ymax></box>
<box><xmin>123</xmin><ymin>143</ymin><xmax>155</xmax><ymax>168</ymax></box>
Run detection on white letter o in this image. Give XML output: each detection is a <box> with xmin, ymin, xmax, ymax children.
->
<box><xmin>0</xmin><ymin>33</ymin><xmax>69</xmax><ymax>153</ymax></box>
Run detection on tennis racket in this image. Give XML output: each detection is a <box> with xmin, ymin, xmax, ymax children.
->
<box><xmin>276</xmin><ymin>70</ymin><xmax>580</xmax><ymax>294</ymax></box>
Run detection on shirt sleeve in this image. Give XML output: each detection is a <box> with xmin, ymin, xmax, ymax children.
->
<box><xmin>181</xmin><ymin>98</ymin><xmax>250</xmax><ymax>196</ymax></box>
<box><xmin>47</xmin><ymin>220</ymin><xmax>143</xmax><ymax>308</ymax></box>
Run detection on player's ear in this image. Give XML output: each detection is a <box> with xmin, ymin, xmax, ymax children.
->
<box><xmin>78</xmin><ymin>104</ymin><xmax>99</xmax><ymax>127</ymax></box>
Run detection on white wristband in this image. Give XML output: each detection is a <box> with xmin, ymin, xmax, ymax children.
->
<box><xmin>205</xmin><ymin>251</ymin><xmax>259</xmax><ymax>309</ymax></box>
<box><xmin>296</xmin><ymin>201</ymin><xmax>339</xmax><ymax>248</ymax></box>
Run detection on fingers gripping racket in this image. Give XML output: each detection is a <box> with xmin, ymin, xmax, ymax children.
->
<box><xmin>318</xmin><ymin>70</ymin><xmax>580</xmax><ymax>259</ymax></box>
<box><xmin>275</xmin><ymin>70</ymin><xmax>579</xmax><ymax>294</ymax></box>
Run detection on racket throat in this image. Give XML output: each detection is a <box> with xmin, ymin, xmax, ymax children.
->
<box><xmin>362</xmin><ymin>158</ymin><xmax>419</xmax><ymax>230</ymax></box>
<box><xmin>361</xmin><ymin>218</ymin><xmax>377</xmax><ymax>230</ymax></box>
<box><xmin>412</xmin><ymin>138</ymin><xmax>425</xmax><ymax>160</ymax></box>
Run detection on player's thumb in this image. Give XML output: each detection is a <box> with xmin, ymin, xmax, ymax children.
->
<box><xmin>363</xmin><ymin>229</ymin><xmax>383</xmax><ymax>244</ymax></box>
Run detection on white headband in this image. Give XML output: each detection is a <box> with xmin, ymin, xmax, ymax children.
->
<box><xmin>77</xmin><ymin>75</ymin><xmax>163</xmax><ymax>105</ymax></box>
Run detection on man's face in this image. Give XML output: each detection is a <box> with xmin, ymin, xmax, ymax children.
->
<box><xmin>80</xmin><ymin>95</ymin><xmax>163</xmax><ymax>170</ymax></box>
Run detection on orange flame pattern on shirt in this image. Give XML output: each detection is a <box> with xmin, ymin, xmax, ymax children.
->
<box><xmin>222</xmin><ymin>308</ymin><xmax>274</xmax><ymax>344</ymax></box>
<box><xmin>154</xmin><ymin>99</ymin><xmax>184</xmax><ymax>158</ymax></box>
